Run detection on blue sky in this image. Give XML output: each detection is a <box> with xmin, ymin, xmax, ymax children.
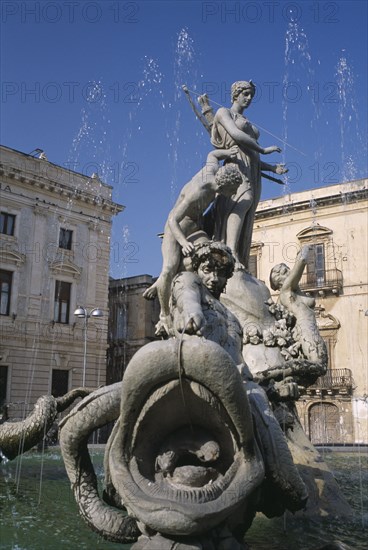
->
<box><xmin>1</xmin><ymin>0</ymin><xmax>367</xmax><ymax>278</ymax></box>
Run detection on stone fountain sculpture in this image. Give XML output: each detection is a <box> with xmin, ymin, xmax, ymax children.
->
<box><xmin>58</xmin><ymin>239</ymin><xmax>308</xmax><ymax>549</ymax></box>
<box><xmin>0</xmin><ymin>80</ymin><xmax>353</xmax><ymax>548</ymax></box>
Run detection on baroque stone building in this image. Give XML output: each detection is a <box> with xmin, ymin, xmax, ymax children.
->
<box><xmin>250</xmin><ymin>178</ymin><xmax>367</xmax><ymax>444</ymax></box>
<box><xmin>107</xmin><ymin>275</ymin><xmax>159</xmax><ymax>384</ymax></box>
<box><xmin>0</xmin><ymin>145</ymin><xmax>123</xmax><ymax>420</ymax></box>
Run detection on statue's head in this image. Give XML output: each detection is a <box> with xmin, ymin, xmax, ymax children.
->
<box><xmin>215</xmin><ymin>164</ymin><xmax>242</xmax><ymax>196</ymax></box>
<box><xmin>191</xmin><ymin>241</ymin><xmax>235</xmax><ymax>298</ymax></box>
<box><xmin>231</xmin><ymin>80</ymin><xmax>256</xmax><ymax>103</ymax></box>
<box><xmin>269</xmin><ymin>263</ymin><xmax>290</xmax><ymax>290</ymax></box>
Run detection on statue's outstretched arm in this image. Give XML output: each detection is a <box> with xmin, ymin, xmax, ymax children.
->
<box><xmin>167</xmin><ymin>199</ymin><xmax>196</xmax><ymax>256</ymax></box>
<box><xmin>283</xmin><ymin>246</ymin><xmax>309</xmax><ymax>291</ymax></box>
<box><xmin>260</xmin><ymin>160</ymin><xmax>288</xmax><ymax>175</ymax></box>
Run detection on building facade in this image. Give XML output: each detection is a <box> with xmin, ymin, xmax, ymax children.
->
<box><xmin>107</xmin><ymin>275</ymin><xmax>159</xmax><ymax>384</ymax></box>
<box><xmin>0</xmin><ymin>145</ymin><xmax>123</xmax><ymax>420</ymax></box>
<box><xmin>250</xmin><ymin>178</ymin><xmax>367</xmax><ymax>444</ymax></box>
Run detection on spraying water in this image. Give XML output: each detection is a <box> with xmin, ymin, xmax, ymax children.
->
<box><xmin>170</xmin><ymin>28</ymin><xmax>203</xmax><ymax>203</ymax></box>
<box><xmin>335</xmin><ymin>52</ymin><xmax>365</xmax><ymax>182</ymax></box>
<box><xmin>282</xmin><ymin>16</ymin><xmax>320</xmax><ymax>194</ymax></box>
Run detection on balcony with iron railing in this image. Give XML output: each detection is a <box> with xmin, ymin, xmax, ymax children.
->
<box><xmin>299</xmin><ymin>268</ymin><xmax>343</xmax><ymax>295</ymax></box>
<box><xmin>303</xmin><ymin>368</ymin><xmax>354</xmax><ymax>396</ymax></box>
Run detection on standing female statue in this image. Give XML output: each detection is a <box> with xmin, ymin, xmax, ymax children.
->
<box><xmin>210</xmin><ymin>80</ymin><xmax>288</xmax><ymax>270</ymax></box>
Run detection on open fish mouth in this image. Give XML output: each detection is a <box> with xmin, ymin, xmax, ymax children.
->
<box><xmin>108</xmin><ymin>337</ymin><xmax>264</xmax><ymax>536</ymax></box>
<box><xmin>131</xmin><ymin>378</ymin><xmax>246</xmax><ymax>498</ymax></box>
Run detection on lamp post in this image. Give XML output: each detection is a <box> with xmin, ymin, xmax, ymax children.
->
<box><xmin>74</xmin><ymin>306</ymin><xmax>104</xmax><ymax>387</ymax></box>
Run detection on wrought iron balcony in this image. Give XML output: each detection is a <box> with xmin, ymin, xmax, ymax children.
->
<box><xmin>299</xmin><ymin>268</ymin><xmax>343</xmax><ymax>294</ymax></box>
<box><xmin>304</xmin><ymin>368</ymin><xmax>354</xmax><ymax>396</ymax></box>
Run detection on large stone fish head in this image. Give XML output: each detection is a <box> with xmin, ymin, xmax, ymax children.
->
<box><xmin>107</xmin><ymin>337</ymin><xmax>264</xmax><ymax>537</ymax></box>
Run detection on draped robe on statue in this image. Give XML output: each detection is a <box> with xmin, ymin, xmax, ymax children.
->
<box><xmin>210</xmin><ymin>109</ymin><xmax>262</xmax><ymax>269</ymax></box>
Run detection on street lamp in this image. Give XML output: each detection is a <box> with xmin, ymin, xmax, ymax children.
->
<box><xmin>74</xmin><ymin>306</ymin><xmax>104</xmax><ymax>386</ymax></box>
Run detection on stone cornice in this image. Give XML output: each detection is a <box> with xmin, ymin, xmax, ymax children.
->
<box><xmin>255</xmin><ymin>187</ymin><xmax>368</xmax><ymax>221</ymax></box>
<box><xmin>49</xmin><ymin>259</ymin><xmax>82</xmax><ymax>279</ymax></box>
<box><xmin>297</xmin><ymin>225</ymin><xmax>333</xmax><ymax>240</ymax></box>
<box><xmin>0</xmin><ymin>246</ymin><xmax>26</xmax><ymax>266</ymax></box>
<box><xmin>0</xmin><ymin>164</ymin><xmax>124</xmax><ymax>216</ymax></box>
<box><xmin>109</xmin><ymin>279</ymin><xmax>156</xmax><ymax>294</ymax></box>
<box><xmin>110</xmin><ymin>282</ymin><xmax>151</xmax><ymax>293</ymax></box>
